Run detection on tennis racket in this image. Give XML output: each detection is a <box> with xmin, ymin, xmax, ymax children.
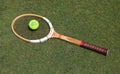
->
<box><xmin>11</xmin><ymin>14</ymin><xmax>108</xmax><ymax>56</ymax></box>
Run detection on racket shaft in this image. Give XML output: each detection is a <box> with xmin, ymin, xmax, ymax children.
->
<box><xmin>57</xmin><ymin>34</ymin><xmax>108</xmax><ymax>56</ymax></box>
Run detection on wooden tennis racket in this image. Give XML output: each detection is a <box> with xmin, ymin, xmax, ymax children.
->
<box><xmin>11</xmin><ymin>14</ymin><xmax>109</xmax><ymax>56</ymax></box>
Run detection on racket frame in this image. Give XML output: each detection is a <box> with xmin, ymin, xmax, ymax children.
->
<box><xmin>11</xmin><ymin>14</ymin><xmax>54</xmax><ymax>43</ymax></box>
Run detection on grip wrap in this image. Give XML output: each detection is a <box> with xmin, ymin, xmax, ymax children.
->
<box><xmin>80</xmin><ymin>41</ymin><xmax>108</xmax><ymax>56</ymax></box>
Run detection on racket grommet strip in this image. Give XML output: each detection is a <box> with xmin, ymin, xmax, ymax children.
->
<box><xmin>30</xmin><ymin>40</ymin><xmax>41</xmax><ymax>43</ymax></box>
<box><xmin>40</xmin><ymin>37</ymin><xmax>49</xmax><ymax>43</ymax></box>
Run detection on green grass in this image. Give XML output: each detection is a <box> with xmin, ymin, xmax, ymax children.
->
<box><xmin>0</xmin><ymin>0</ymin><xmax>120</xmax><ymax>74</ymax></box>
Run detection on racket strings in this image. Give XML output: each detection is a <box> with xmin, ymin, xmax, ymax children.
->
<box><xmin>13</xmin><ymin>16</ymin><xmax>50</xmax><ymax>40</ymax></box>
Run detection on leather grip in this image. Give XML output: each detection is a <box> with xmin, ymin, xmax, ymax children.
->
<box><xmin>80</xmin><ymin>41</ymin><xmax>108</xmax><ymax>56</ymax></box>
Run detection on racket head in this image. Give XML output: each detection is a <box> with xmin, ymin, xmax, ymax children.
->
<box><xmin>11</xmin><ymin>14</ymin><xmax>54</xmax><ymax>43</ymax></box>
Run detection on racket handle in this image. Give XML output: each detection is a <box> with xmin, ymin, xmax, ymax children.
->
<box><xmin>80</xmin><ymin>41</ymin><xmax>108</xmax><ymax>56</ymax></box>
<box><xmin>52</xmin><ymin>32</ymin><xmax>109</xmax><ymax>56</ymax></box>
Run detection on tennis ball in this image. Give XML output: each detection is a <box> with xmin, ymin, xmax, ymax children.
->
<box><xmin>29</xmin><ymin>20</ymin><xmax>39</xmax><ymax>30</ymax></box>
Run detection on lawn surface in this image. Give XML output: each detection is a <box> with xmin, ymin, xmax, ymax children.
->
<box><xmin>0</xmin><ymin>0</ymin><xmax>120</xmax><ymax>74</ymax></box>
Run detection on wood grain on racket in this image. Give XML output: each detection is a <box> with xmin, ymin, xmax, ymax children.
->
<box><xmin>52</xmin><ymin>31</ymin><xmax>108</xmax><ymax>56</ymax></box>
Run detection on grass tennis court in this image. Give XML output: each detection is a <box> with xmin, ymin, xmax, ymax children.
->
<box><xmin>0</xmin><ymin>0</ymin><xmax>120</xmax><ymax>74</ymax></box>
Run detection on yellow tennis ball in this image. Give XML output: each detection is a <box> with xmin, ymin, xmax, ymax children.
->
<box><xmin>29</xmin><ymin>20</ymin><xmax>39</xmax><ymax>30</ymax></box>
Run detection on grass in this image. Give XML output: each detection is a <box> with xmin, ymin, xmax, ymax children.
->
<box><xmin>0</xmin><ymin>0</ymin><xmax>120</xmax><ymax>74</ymax></box>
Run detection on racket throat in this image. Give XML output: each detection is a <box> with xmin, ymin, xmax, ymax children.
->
<box><xmin>52</xmin><ymin>31</ymin><xmax>80</xmax><ymax>45</ymax></box>
<box><xmin>52</xmin><ymin>31</ymin><xmax>61</xmax><ymax>38</ymax></box>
